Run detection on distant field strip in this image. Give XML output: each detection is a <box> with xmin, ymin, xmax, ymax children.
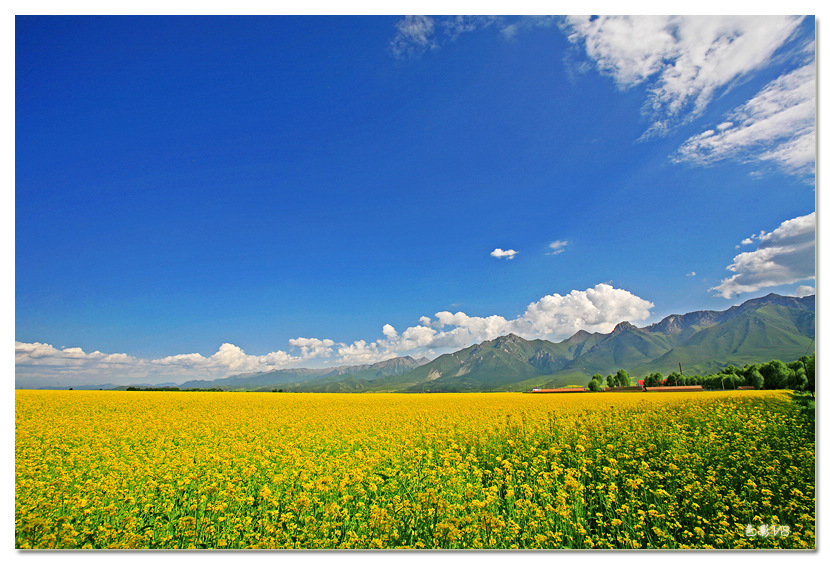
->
<box><xmin>15</xmin><ymin>390</ymin><xmax>814</xmax><ymax>549</ymax></box>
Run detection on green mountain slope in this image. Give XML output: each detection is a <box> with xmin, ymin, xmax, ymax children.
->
<box><xmin>179</xmin><ymin>356</ymin><xmax>422</xmax><ymax>390</ymax></box>
<box><xmin>370</xmin><ymin>293</ymin><xmax>814</xmax><ymax>392</ymax></box>
<box><xmin>639</xmin><ymin>303</ymin><xmax>815</xmax><ymax>376</ymax></box>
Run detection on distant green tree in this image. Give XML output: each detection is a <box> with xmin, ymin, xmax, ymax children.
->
<box><xmin>606</xmin><ymin>373</ymin><xmax>617</xmax><ymax>388</ymax></box>
<box><xmin>722</xmin><ymin>373</ymin><xmax>740</xmax><ymax>390</ymax></box>
<box><xmin>704</xmin><ymin>374</ymin><xmax>724</xmax><ymax>390</ymax></box>
<box><xmin>747</xmin><ymin>368</ymin><xmax>764</xmax><ymax>390</ymax></box>
<box><xmin>787</xmin><ymin>358</ymin><xmax>806</xmax><ymax>376</ymax></box>
<box><xmin>588</xmin><ymin>378</ymin><xmax>602</xmax><ymax>392</ymax></box>
<box><xmin>760</xmin><ymin>360</ymin><xmax>794</xmax><ymax>390</ymax></box>
<box><xmin>786</xmin><ymin>368</ymin><xmax>808</xmax><ymax>391</ymax></box>
<box><xmin>616</xmin><ymin>369</ymin><xmax>631</xmax><ymax>387</ymax></box>
<box><xmin>666</xmin><ymin>372</ymin><xmax>679</xmax><ymax>386</ymax></box>
<box><xmin>644</xmin><ymin>372</ymin><xmax>664</xmax><ymax>387</ymax></box>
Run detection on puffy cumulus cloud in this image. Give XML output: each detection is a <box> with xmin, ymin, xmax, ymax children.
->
<box><xmin>561</xmin><ymin>16</ymin><xmax>804</xmax><ymax>137</ymax></box>
<box><xmin>491</xmin><ymin>248</ymin><xmax>518</xmax><ymax>260</ymax></box>
<box><xmin>675</xmin><ymin>62</ymin><xmax>815</xmax><ymax>176</ymax></box>
<box><xmin>15</xmin><ymin>341</ymin><xmax>136</xmax><ymax>367</ymax></box>
<box><xmin>16</xmin><ymin>341</ymin><xmax>302</xmax><ymax>388</ymax></box>
<box><xmin>328</xmin><ymin>284</ymin><xmax>654</xmax><ymax>365</ymax></box>
<box><xmin>794</xmin><ymin>285</ymin><xmax>815</xmax><ymax>298</ymax></box>
<box><xmin>712</xmin><ymin>213</ymin><xmax>815</xmax><ymax>299</ymax></box>
<box><xmin>288</xmin><ymin>337</ymin><xmax>335</xmax><ymax>360</ymax></box>
<box><xmin>335</xmin><ymin>340</ymin><xmax>390</xmax><ymax>366</ymax></box>
<box><xmin>149</xmin><ymin>343</ymin><xmax>299</xmax><ymax>374</ymax></box>
<box><xmin>512</xmin><ymin>284</ymin><xmax>654</xmax><ymax>337</ymax></box>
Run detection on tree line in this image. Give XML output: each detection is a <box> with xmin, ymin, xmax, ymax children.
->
<box><xmin>124</xmin><ymin>386</ymin><xmax>225</xmax><ymax>392</ymax></box>
<box><xmin>586</xmin><ymin>354</ymin><xmax>815</xmax><ymax>393</ymax></box>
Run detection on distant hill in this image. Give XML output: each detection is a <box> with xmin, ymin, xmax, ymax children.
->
<box><xmin>176</xmin><ymin>355</ymin><xmax>423</xmax><ymax>391</ymax></box>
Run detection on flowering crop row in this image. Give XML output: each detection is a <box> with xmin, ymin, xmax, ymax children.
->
<box><xmin>15</xmin><ymin>390</ymin><xmax>814</xmax><ymax>549</ymax></box>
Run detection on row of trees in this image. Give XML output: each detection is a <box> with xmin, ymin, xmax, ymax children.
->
<box><xmin>584</xmin><ymin>355</ymin><xmax>815</xmax><ymax>393</ymax></box>
<box><xmin>124</xmin><ymin>386</ymin><xmax>225</xmax><ymax>392</ymax></box>
<box><xmin>643</xmin><ymin>355</ymin><xmax>815</xmax><ymax>392</ymax></box>
<box><xmin>587</xmin><ymin>369</ymin><xmax>632</xmax><ymax>391</ymax></box>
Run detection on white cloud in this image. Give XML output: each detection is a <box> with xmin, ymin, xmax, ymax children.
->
<box><xmin>15</xmin><ymin>340</ymin><xmax>303</xmax><ymax>388</ymax></box>
<box><xmin>334</xmin><ymin>339</ymin><xmax>384</xmax><ymax>365</ymax></box>
<box><xmin>390</xmin><ymin>15</ymin><xmax>437</xmax><ymax>59</ymax></box>
<box><xmin>329</xmin><ymin>283</ymin><xmax>654</xmax><ymax>364</ymax></box>
<box><xmin>686</xmin><ymin>272</ymin><xmax>697</xmax><ymax>277</ymax></box>
<box><xmin>288</xmin><ymin>337</ymin><xmax>335</xmax><ymax>360</ymax></box>
<box><xmin>547</xmin><ymin>240</ymin><xmax>569</xmax><ymax>255</ymax></box>
<box><xmin>675</xmin><ymin>61</ymin><xmax>815</xmax><ymax>176</ymax></box>
<box><xmin>712</xmin><ymin>212</ymin><xmax>815</xmax><ymax>298</ymax></box>
<box><xmin>561</xmin><ymin>16</ymin><xmax>804</xmax><ymax>137</ymax></box>
<box><xmin>440</xmin><ymin>15</ymin><xmax>501</xmax><ymax>40</ymax></box>
<box><xmin>15</xmin><ymin>341</ymin><xmax>136</xmax><ymax>367</ymax></box>
<box><xmin>513</xmin><ymin>284</ymin><xmax>654</xmax><ymax>337</ymax></box>
<box><xmin>491</xmin><ymin>248</ymin><xmax>518</xmax><ymax>259</ymax></box>
<box><xmin>390</xmin><ymin>15</ymin><xmax>510</xmax><ymax>58</ymax></box>
<box><xmin>17</xmin><ymin>285</ymin><xmax>656</xmax><ymax>387</ymax></box>
<box><xmin>794</xmin><ymin>285</ymin><xmax>815</xmax><ymax>298</ymax></box>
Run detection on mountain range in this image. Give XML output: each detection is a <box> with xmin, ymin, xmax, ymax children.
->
<box><xmin>136</xmin><ymin>292</ymin><xmax>814</xmax><ymax>393</ymax></box>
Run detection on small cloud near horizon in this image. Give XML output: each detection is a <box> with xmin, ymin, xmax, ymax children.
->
<box><xmin>794</xmin><ymin>285</ymin><xmax>815</xmax><ymax>298</ymax></box>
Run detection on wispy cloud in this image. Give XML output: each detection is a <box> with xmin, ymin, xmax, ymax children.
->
<box><xmin>490</xmin><ymin>248</ymin><xmax>518</xmax><ymax>260</ymax></box>
<box><xmin>17</xmin><ymin>284</ymin><xmax>654</xmax><ymax>387</ymax></box>
<box><xmin>674</xmin><ymin>60</ymin><xmax>815</xmax><ymax>176</ymax></box>
<box><xmin>561</xmin><ymin>16</ymin><xmax>805</xmax><ymax>138</ymax></box>
<box><xmin>712</xmin><ymin>212</ymin><xmax>815</xmax><ymax>299</ymax></box>
<box><xmin>389</xmin><ymin>15</ymin><xmax>528</xmax><ymax>59</ymax></box>
<box><xmin>390</xmin><ymin>15</ymin><xmax>812</xmax><ymax>177</ymax></box>
<box><xmin>440</xmin><ymin>15</ymin><xmax>502</xmax><ymax>40</ymax></box>
<box><xmin>547</xmin><ymin>240</ymin><xmax>569</xmax><ymax>255</ymax></box>
<box><xmin>390</xmin><ymin>15</ymin><xmax>437</xmax><ymax>59</ymax></box>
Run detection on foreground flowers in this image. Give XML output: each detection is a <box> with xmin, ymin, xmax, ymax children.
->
<box><xmin>15</xmin><ymin>390</ymin><xmax>814</xmax><ymax>549</ymax></box>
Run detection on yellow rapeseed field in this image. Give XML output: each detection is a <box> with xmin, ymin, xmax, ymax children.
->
<box><xmin>15</xmin><ymin>390</ymin><xmax>814</xmax><ymax>549</ymax></box>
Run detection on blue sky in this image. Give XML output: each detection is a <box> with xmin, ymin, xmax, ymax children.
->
<box><xmin>15</xmin><ymin>14</ymin><xmax>817</xmax><ymax>387</ymax></box>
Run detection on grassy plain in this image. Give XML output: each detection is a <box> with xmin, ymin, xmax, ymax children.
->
<box><xmin>15</xmin><ymin>390</ymin><xmax>814</xmax><ymax>549</ymax></box>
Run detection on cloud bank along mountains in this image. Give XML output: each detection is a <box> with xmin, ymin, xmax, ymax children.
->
<box><xmin>162</xmin><ymin>293</ymin><xmax>812</xmax><ymax>392</ymax></box>
<box><xmin>175</xmin><ymin>355</ymin><xmax>429</xmax><ymax>392</ymax></box>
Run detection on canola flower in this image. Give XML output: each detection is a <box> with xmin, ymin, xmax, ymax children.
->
<box><xmin>15</xmin><ymin>390</ymin><xmax>814</xmax><ymax>549</ymax></box>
